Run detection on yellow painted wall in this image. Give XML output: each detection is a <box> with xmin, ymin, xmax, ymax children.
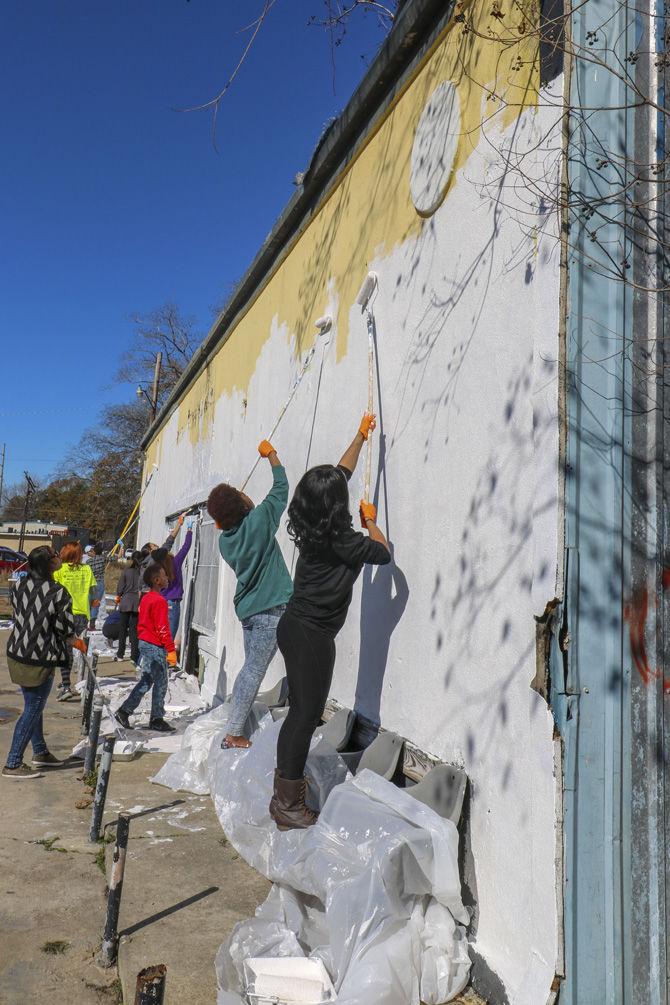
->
<box><xmin>145</xmin><ymin>0</ymin><xmax>539</xmax><ymax>459</ymax></box>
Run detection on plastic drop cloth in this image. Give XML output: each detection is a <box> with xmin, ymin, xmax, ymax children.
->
<box><xmin>71</xmin><ymin>670</ymin><xmax>207</xmax><ymax>759</ymax></box>
<box><xmin>154</xmin><ymin>710</ymin><xmax>471</xmax><ymax>1004</ymax></box>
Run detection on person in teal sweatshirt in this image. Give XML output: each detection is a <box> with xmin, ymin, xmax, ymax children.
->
<box><xmin>207</xmin><ymin>439</ymin><xmax>293</xmax><ymax>749</ymax></box>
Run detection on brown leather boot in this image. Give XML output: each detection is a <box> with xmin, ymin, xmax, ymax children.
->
<box><xmin>269</xmin><ymin>770</ymin><xmax>319</xmax><ymax>831</ymax></box>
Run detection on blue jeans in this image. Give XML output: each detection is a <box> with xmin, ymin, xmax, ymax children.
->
<box><xmin>227</xmin><ymin>604</ymin><xmax>286</xmax><ymax>736</ymax></box>
<box><xmin>118</xmin><ymin>641</ymin><xmax>168</xmax><ymax>721</ymax></box>
<box><xmin>6</xmin><ymin>674</ymin><xmax>54</xmax><ymax>768</ymax></box>
<box><xmin>167</xmin><ymin>599</ymin><xmax>181</xmax><ymax>639</ymax></box>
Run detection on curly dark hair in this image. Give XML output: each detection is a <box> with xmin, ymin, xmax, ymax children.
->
<box><xmin>287</xmin><ymin>464</ymin><xmax>352</xmax><ymax>555</ymax></box>
<box><xmin>207</xmin><ymin>483</ymin><xmax>250</xmax><ymax>530</ymax></box>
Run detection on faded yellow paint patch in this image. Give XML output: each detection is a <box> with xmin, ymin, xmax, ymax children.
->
<box><xmin>144</xmin><ymin>433</ymin><xmax>161</xmax><ymax>475</ymax></box>
<box><xmin>168</xmin><ymin>0</ymin><xmax>539</xmax><ymax>448</ymax></box>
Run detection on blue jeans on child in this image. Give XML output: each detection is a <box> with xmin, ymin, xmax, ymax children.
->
<box><xmin>118</xmin><ymin>641</ymin><xmax>168</xmax><ymax>721</ymax></box>
<box><xmin>227</xmin><ymin>604</ymin><xmax>286</xmax><ymax>736</ymax></box>
<box><xmin>6</xmin><ymin>674</ymin><xmax>54</xmax><ymax>768</ymax></box>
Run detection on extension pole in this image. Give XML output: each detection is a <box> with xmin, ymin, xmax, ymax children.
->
<box><xmin>89</xmin><ymin>736</ymin><xmax>115</xmax><ymax>842</ymax></box>
<box><xmin>98</xmin><ymin>813</ymin><xmax>130</xmax><ymax>968</ymax></box>
<box><xmin>84</xmin><ymin>700</ymin><xmax>103</xmax><ymax>777</ymax></box>
<box><xmin>364</xmin><ymin>309</ymin><xmax>375</xmax><ymax>500</ymax></box>
<box><xmin>134</xmin><ymin>965</ymin><xmax>167</xmax><ymax>1004</ymax></box>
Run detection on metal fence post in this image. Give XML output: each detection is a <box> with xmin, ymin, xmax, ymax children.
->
<box><xmin>98</xmin><ymin>813</ymin><xmax>130</xmax><ymax>968</ymax></box>
<box><xmin>80</xmin><ymin>666</ymin><xmax>95</xmax><ymax>737</ymax></box>
<box><xmin>89</xmin><ymin>736</ymin><xmax>115</xmax><ymax>842</ymax></box>
<box><xmin>134</xmin><ymin>965</ymin><xmax>167</xmax><ymax>1004</ymax></box>
<box><xmin>84</xmin><ymin>700</ymin><xmax>103</xmax><ymax>777</ymax></box>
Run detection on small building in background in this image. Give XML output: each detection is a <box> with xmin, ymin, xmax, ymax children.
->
<box><xmin>0</xmin><ymin>520</ymin><xmax>90</xmax><ymax>554</ymax></box>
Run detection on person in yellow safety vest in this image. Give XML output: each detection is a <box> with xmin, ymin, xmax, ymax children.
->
<box><xmin>53</xmin><ymin>541</ymin><xmax>96</xmax><ymax>701</ymax></box>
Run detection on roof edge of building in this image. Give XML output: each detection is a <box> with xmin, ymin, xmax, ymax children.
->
<box><xmin>141</xmin><ymin>0</ymin><xmax>453</xmax><ymax>452</ymax></box>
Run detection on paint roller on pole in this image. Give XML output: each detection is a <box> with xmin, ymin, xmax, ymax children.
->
<box><xmin>356</xmin><ymin>272</ymin><xmax>378</xmax><ymax>501</ymax></box>
<box><xmin>240</xmin><ymin>314</ymin><xmax>333</xmax><ymax>491</ymax></box>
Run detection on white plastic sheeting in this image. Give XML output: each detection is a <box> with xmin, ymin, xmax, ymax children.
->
<box><xmin>153</xmin><ymin>708</ymin><xmax>471</xmax><ymax>1004</ymax></box>
<box><xmin>71</xmin><ymin>670</ymin><xmax>206</xmax><ymax>758</ymax></box>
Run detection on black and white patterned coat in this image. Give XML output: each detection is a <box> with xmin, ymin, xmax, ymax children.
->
<box><xmin>7</xmin><ymin>575</ymin><xmax>75</xmax><ymax>668</ymax></box>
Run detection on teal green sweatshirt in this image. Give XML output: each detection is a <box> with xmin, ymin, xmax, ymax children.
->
<box><xmin>218</xmin><ymin>465</ymin><xmax>293</xmax><ymax>621</ymax></box>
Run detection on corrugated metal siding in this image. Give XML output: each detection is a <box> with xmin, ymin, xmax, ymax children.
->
<box><xmin>558</xmin><ymin>0</ymin><xmax>669</xmax><ymax>996</ymax></box>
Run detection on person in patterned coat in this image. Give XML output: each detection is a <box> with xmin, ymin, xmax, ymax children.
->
<box><xmin>3</xmin><ymin>546</ymin><xmax>84</xmax><ymax>780</ymax></box>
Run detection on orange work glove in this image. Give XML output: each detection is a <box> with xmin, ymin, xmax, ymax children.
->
<box><xmin>166</xmin><ymin>650</ymin><xmax>178</xmax><ymax>667</ymax></box>
<box><xmin>177</xmin><ymin>513</ymin><xmax>185</xmax><ymax>527</ymax></box>
<box><xmin>115</xmin><ymin>596</ymin><xmax>121</xmax><ymax>606</ymax></box>
<box><xmin>91</xmin><ymin>599</ymin><xmax>100</xmax><ymax>608</ymax></box>
<box><xmin>359</xmin><ymin>500</ymin><xmax>377</xmax><ymax>528</ymax></box>
<box><xmin>73</xmin><ymin>638</ymin><xmax>88</xmax><ymax>654</ymax></box>
<box><xmin>258</xmin><ymin>439</ymin><xmax>276</xmax><ymax>458</ymax></box>
<box><xmin>359</xmin><ymin>413</ymin><xmax>377</xmax><ymax>440</ymax></box>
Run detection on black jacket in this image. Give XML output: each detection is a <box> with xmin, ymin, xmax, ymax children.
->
<box><xmin>7</xmin><ymin>574</ymin><xmax>75</xmax><ymax>668</ymax></box>
<box><xmin>116</xmin><ymin>567</ymin><xmax>140</xmax><ymax>612</ymax></box>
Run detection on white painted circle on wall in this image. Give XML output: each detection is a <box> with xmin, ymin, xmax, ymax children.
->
<box><xmin>410</xmin><ymin>80</ymin><xmax>461</xmax><ymax>216</ymax></box>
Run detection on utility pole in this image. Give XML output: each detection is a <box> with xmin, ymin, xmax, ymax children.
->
<box><xmin>18</xmin><ymin>472</ymin><xmax>37</xmax><ymax>554</ymax></box>
<box><xmin>150</xmin><ymin>351</ymin><xmax>162</xmax><ymax>421</ymax></box>
<box><xmin>136</xmin><ymin>352</ymin><xmax>162</xmax><ymax>424</ymax></box>
<box><xmin>0</xmin><ymin>443</ymin><xmax>5</xmax><ymax>513</ymax></box>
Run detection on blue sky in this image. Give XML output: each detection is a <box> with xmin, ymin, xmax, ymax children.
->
<box><xmin>0</xmin><ymin>1</ymin><xmax>388</xmax><ymax>489</ymax></box>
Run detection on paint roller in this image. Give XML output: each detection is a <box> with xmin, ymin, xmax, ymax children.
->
<box><xmin>356</xmin><ymin>271</ymin><xmax>378</xmax><ymax>312</ymax></box>
<box><xmin>314</xmin><ymin>314</ymin><xmax>333</xmax><ymax>332</ymax></box>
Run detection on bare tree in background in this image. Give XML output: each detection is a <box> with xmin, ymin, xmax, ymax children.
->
<box><xmin>115</xmin><ymin>302</ymin><xmax>201</xmax><ymax>407</ymax></box>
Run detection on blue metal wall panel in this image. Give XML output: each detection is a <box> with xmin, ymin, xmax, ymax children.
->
<box><xmin>559</xmin><ymin>0</ymin><xmax>668</xmax><ymax>997</ymax></box>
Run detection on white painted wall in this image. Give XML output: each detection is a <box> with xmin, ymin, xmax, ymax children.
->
<box><xmin>139</xmin><ymin>98</ymin><xmax>563</xmax><ymax>1004</ymax></box>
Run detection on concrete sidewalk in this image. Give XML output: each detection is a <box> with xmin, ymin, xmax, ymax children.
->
<box><xmin>0</xmin><ymin>631</ymin><xmax>269</xmax><ymax>1004</ymax></box>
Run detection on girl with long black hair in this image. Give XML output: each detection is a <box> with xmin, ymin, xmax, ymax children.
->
<box><xmin>269</xmin><ymin>413</ymin><xmax>391</xmax><ymax>830</ymax></box>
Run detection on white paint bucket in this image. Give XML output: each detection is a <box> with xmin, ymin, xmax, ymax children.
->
<box><xmin>243</xmin><ymin>957</ymin><xmax>336</xmax><ymax>1004</ymax></box>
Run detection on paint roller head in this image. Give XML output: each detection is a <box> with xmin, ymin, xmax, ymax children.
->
<box><xmin>355</xmin><ymin>272</ymin><xmax>378</xmax><ymax>310</ymax></box>
<box><xmin>314</xmin><ymin>315</ymin><xmax>332</xmax><ymax>333</ymax></box>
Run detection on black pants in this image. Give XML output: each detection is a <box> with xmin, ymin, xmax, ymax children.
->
<box><xmin>116</xmin><ymin>611</ymin><xmax>139</xmax><ymax>663</ymax></box>
<box><xmin>276</xmin><ymin>611</ymin><xmax>336</xmax><ymax>780</ymax></box>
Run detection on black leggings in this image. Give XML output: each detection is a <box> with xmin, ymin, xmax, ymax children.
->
<box><xmin>276</xmin><ymin>611</ymin><xmax>336</xmax><ymax>780</ymax></box>
<box><xmin>117</xmin><ymin>611</ymin><xmax>139</xmax><ymax>663</ymax></box>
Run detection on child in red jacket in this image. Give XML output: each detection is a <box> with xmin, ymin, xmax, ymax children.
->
<box><xmin>114</xmin><ymin>563</ymin><xmax>177</xmax><ymax>733</ymax></box>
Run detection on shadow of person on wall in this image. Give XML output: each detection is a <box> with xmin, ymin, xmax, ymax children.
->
<box><xmin>354</xmin><ymin>541</ymin><xmax>409</xmax><ymax>727</ymax></box>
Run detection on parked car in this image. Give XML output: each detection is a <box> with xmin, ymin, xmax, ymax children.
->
<box><xmin>0</xmin><ymin>547</ymin><xmax>28</xmax><ymax>574</ymax></box>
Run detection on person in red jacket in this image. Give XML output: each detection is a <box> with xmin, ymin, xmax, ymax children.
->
<box><xmin>114</xmin><ymin>563</ymin><xmax>177</xmax><ymax>733</ymax></box>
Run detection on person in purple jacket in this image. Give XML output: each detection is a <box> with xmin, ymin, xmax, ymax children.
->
<box><xmin>151</xmin><ymin>518</ymin><xmax>194</xmax><ymax>639</ymax></box>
